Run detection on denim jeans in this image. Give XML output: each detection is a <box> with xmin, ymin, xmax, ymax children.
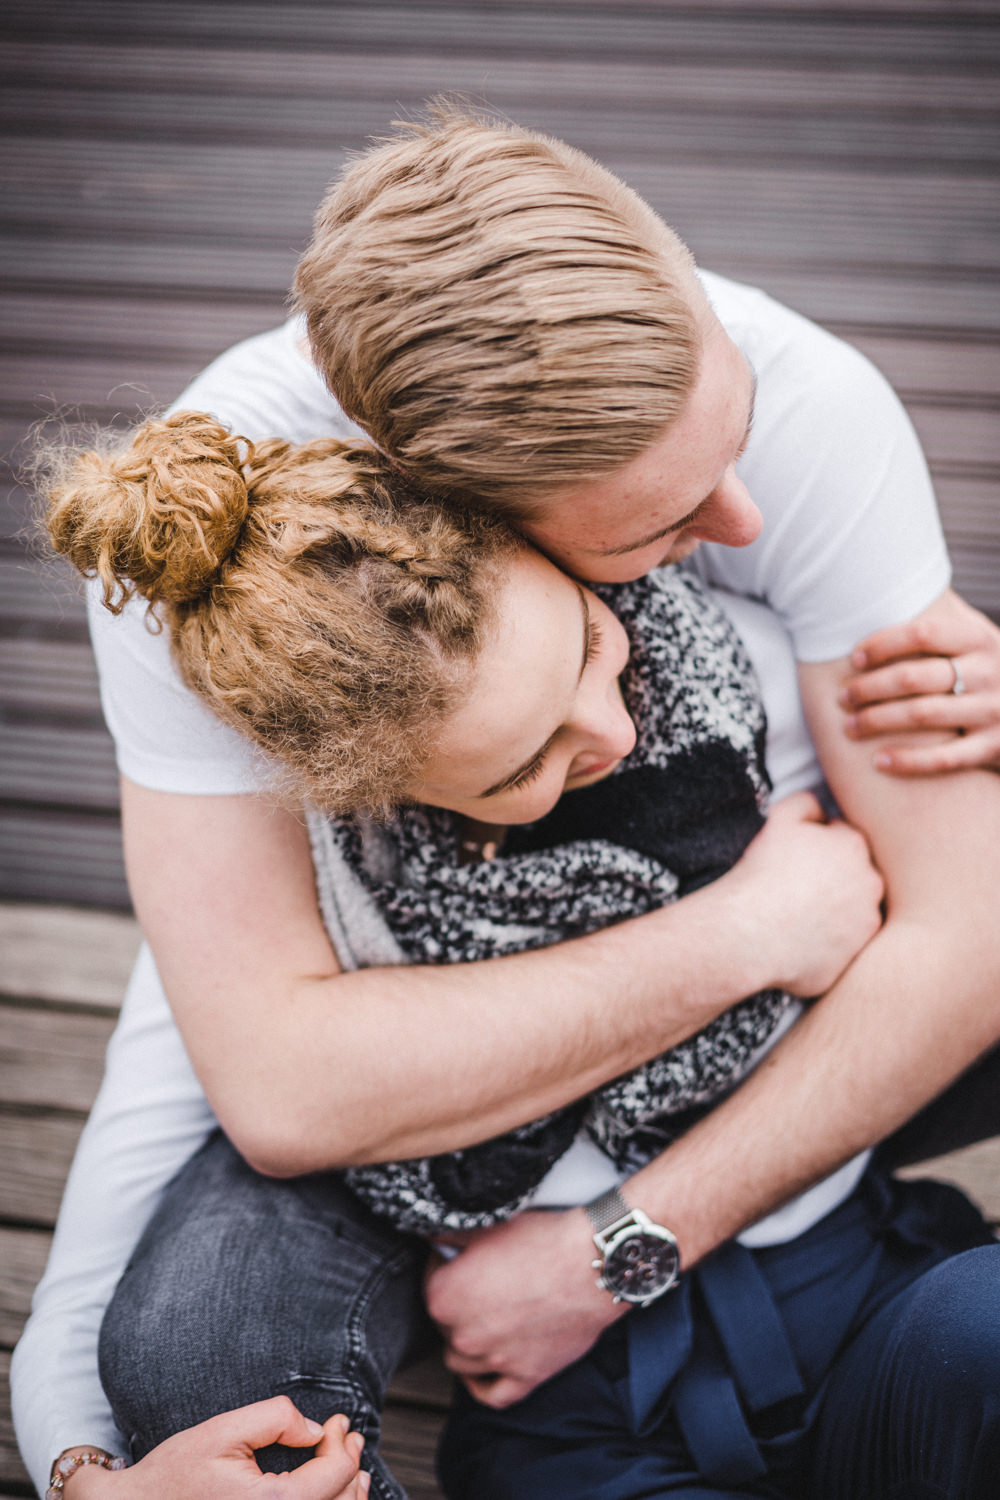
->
<box><xmin>99</xmin><ymin>1130</ymin><xmax>432</xmax><ymax>1500</ymax></box>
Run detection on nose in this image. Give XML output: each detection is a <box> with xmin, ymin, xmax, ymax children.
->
<box><xmin>578</xmin><ymin>679</ymin><xmax>637</xmax><ymax>767</ymax></box>
<box><xmin>692</xmin><ymin>470</ymin><xmax>763</xmax><ymax>548</ymax></box>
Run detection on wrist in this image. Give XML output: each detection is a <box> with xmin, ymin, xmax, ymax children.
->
<box><xmin>51</xmin><ymin>1450</ymin><xmax>129</xmax><ymax>1500</ymax></box>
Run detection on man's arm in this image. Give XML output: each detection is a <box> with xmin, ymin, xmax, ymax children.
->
<box><xmin>121</xmin><ymin>779</ymin><xmax>880</xmax><ymax>1176</ymax></box>
<box><xmin>425</xmin><ymin>590</ymin><xmax>1000</xmax><ymax>1404</ymax></box>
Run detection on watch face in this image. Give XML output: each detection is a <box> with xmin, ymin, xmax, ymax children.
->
<box><xmin>602</xmin><ymin>1226</ymin><xmax>680</xmax><ymax>1304</ymax></box>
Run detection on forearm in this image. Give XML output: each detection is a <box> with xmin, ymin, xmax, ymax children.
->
<box><xmin>203</xmin><ymin>873</ymin><xmax>776</xmax><ymax>1175</ymax></box>
<box><xmin>628</xmin><ymin>909</ymin><xmax>1000</xmax><ymax>1268</ymax></box>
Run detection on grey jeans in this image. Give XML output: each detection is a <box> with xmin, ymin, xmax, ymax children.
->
<box><xmin>99</xmin><ymin>1130</ymin><xmax>432</xmax><ymax>1500</ymax></box>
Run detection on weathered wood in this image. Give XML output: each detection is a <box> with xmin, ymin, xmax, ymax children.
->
<box><xmin>0</xmin><ymin>812</ymin><xmax>129</xmax><ymax>909</ymax></box>
<box><xmin>0</xmin><ymin>1004</ymin><xmax>115</xmax><ymax>1112</ymax></box>
<box><xmin>0</xmin><ymin>1112</ymin><xmax>85</xmax><ymax>1228</ymax></box>
<box><xmin>0</xmin><ymin>640</ymin><xmax>101</xmax><ymax>718</ymax></box>
<box><xmin>0</xmin><ymin>1227</ymin><xmax>49</xmax><ymax>1349</ymax></box>
<box><xmin>0</xmin><ymin>1353</ymin><xmax>31</xmax><ymax>1493</ymax></box>
<box><xmin>0</xmin><ymin>904</ymin><xmax>136</xmax><ymax>1008</ymax></box>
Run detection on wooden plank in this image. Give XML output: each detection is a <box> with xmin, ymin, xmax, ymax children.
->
<box><xmin>4</xmin><ymin>140</ymin><xmax>998</xmax><ymax>280</ymax></box>
<box><xmin>379</xmin><ymin>1402</ymin><xmax>445</xmax><ymax>1500</ymax></box>
<box><xmin>0</xmin><ymin>1004</ymin><xmax>115</xmax><ymax>1112</ymax></box>
<box><xmin>0</xmin><ymin>904</ymin><xmax>136</xmax><ymax>1007</ymax></box>
<box><xmin>0</xmin><ymin>640</ymin><xmax>101</xmax><ymax>718</ymax></box>
<box><xmin>0</xmin><ymin>1227</ymin><xmax>49</xmax><ymax>1348</ymax></box>
<box><xmin>5</xmin><ymin>39</ymin><xmax>1000</xmax><ymax>116</ymax></box>
<box><xmin>0</xmin><ymin>812</ymin><xmax>129</xmax><ymax>910</ymax></box>
<box><xmin>846</xmin><ymin>334</ymin><xmax>1000</xmax><ymax>404</ymax></box>
<box><xmin>908</xmin><ymin>402</ymin><xmax>1000</xmax><ymax>472</ymax></box>
<box><xmin>0</xmin><ymin>552</ymin><xmax>89</xmax><ymax>635</ymax></box>
<box><xmin>0</xmin><ymin>1111</ymin><xmax>85</xmax><ymax>1227</ymax></box>
<box><xmin>0</xmin><ymin>353</ymin><xmax>211</xmax><ymax>421</ymax></box>
<box><xmin>5</xmin><ymin>85</ymin><xmax>999</xmax><ymax>172</ymax></box>
<box><xmin>0</xmin><ymin>723</ymin><xmax>119</xmax><ymax>811</ymax></box>
<box><xmin>0</xmin><ymin>1352</ymin><xmax>31</xmax><ymax>1494</ymax></box>
<box><xmin>0</xmin><ymin>293</ymin><xmax>282</xmax><ymax>362</ymax></box>
<box><xmin>3</xmin><ymin>2</ymin><xmax>998</xmax><ymax>73</ymax></box>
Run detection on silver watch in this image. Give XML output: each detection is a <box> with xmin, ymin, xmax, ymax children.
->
<box><xmin>585</xmin><ymin>1186</ymin><xmax>681</xmax><ymax>1307</ymax></box>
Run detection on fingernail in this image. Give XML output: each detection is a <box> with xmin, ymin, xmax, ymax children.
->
<box><xmin>359</xmin><ymin>1473</ymin><xmax>371</xmax><ymax>1494</ymax></box>
<box><xmin>347</xmin><ymin>1430</ymin><xmax>366</xmax><ymax>1458</ymax></box>
<box><xmin>305</xmin><ymin>1417</ymin><xmax>325</xmax><ymax>1437</ymax></box>
<box><xmin>851</xmin><ymin>649</ymin><xmax>867</xmax><ymax>668</ymax></box>
<box><xmin>874</xmin><ymin>752</ymin><xmax>891</xmax><ymax>770</ymax></box>
<box><xmin>337</xmin><ymin>1415</ymin><xmax>351</xmax><ymax>1434</ymax></box>
<box><xmin>838</xmin><ymin>687</ymin><xmax>850</xmax><ymax>706</ymax></box>
<box><xmin>845</xmin><ymin>715</ymin><xmax>857</xmax><ymax>735</ymax></box>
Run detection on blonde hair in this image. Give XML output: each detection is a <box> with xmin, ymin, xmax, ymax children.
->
<box><xmin>44</xmin><ymin>410</ymin><xmax>519</xmax><ymax>816</ymax></box>
<box><xmin>293</xmin><ymin>106</ymin><xmax>702</xmax><ymax>514</ymax></box>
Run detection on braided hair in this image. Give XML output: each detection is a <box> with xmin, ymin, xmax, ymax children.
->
<box><xmin>44</xmin><ymin>410</ymin><xmax>520</xmax><ymax>816</ymax></box>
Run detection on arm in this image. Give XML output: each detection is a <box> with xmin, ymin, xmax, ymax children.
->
<box><xmin>121</xmin><ymin>779</ymin><xmax>882</xmax><ymax>1177</ymax></box>
<box><xmin>841</xmin><ymin>588</ymin><xmax>1000</xmax><ymax>773</ymax></box>
<box><xmin>426</xmin><ymin>592</ymin><xmax>1000</xmax><ymax>1404</ymax></box>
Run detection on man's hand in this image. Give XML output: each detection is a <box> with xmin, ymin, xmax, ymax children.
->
<box><xmin>725</xmin><ymin>791</ymin><xmax>884</xmax><ymax>997</ymax></box>
<box><xmin>425</xmin><ymin>1210</ymin><xmax>625</xmax><ymax>1407</ymax></box>
<box><xmin>840</xmin><ymin>590</ymin><xmax>1000</xmax><ymax>774</ymax></box>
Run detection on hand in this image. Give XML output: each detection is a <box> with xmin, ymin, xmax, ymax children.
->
<box><xmin>425</xmin><ymin>1209</ymin><xmax>625</xmax><ymax>1408</ymax></box>
<box><xmin>63</xmin><ymin>1399</ymin><xmax>368</xmax><ymax>1499</ymax></box>
<box><xmin>840</xmin><ymin>591</ymin><xmax>1000</xmax><ymax>774</ymax></box>
<box><xmin>728</xmin><ymin>791</ymin><xmax>884</xmax><ymax>997</ymax></box>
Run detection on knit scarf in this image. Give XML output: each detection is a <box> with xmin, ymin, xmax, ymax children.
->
<box><xmin>309</xmin><ymin>568</ymin><xmax>795</xmax><ymax>1233</ymax></box>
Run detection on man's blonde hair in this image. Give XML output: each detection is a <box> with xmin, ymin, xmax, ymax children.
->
<box><xmin>294</xmin><ymin>107</ymin><xmax>702</xmax><ymax>515</ymax></box>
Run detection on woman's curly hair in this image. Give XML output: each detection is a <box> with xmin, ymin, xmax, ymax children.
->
<box><xmin>44</xmin><ymin>410</ymin><xmax>520</xmax><ymax>817</ymax></box>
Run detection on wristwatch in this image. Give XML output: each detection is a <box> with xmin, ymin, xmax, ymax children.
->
<box><xmin>585</xmin><ymin>1186</ymin><xmax>681</xmax><ymax>1307</ymax></box>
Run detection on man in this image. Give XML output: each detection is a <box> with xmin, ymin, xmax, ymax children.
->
<box><xmin>14</xmin><ymin>109</ymin><xmax>1000</xmax><ymax>1499</ymax></box>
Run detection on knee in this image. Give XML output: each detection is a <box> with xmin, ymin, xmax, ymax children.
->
<box><xmin>896</xmin><ymin>1247</ymin><xmax>1000</xmax><ymax>1407</ymax></box>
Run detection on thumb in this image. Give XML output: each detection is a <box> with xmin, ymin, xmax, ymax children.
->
<box><xmin>215</xmin><ymin>1394</ymin><xmax>327</xmax><ymax>1452</ymax></box>
<box><xmin>769</xmin><ymin>789</ymin><xmax>824</xmax><ymax>825</ymax></box>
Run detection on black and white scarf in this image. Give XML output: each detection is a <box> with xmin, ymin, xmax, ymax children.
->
<box><xmin>313</xmin><ymin>569</ymin><xmax>794</xmax><ymax>1233</ymax></box>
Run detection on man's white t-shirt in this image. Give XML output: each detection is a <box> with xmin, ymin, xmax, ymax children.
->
<box><xmin>13</xmin><ymin>272</ymin><xmax>950</xmax><ymax>1495</ymax></box>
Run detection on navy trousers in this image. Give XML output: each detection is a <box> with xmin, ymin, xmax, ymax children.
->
<box><xmin>100</xmin><ymin>1132</ymin><xmax>1000</xmax><ymax>1500</ymax></box>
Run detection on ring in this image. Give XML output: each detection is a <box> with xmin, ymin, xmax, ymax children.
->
<box><xmin>950</xmin><ymin>658</ymin><xmax>967</xmax><ymax>696</ymax></box>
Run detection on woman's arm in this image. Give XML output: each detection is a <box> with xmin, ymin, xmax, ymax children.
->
<box><xmin>121</xmin><ymin>779</ymin><xmax>883</xmax><ymax>1176</ymax></box>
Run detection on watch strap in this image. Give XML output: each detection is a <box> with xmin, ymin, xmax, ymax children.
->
<box><xmin>585</xmin><ymin>1185</ymin><xmax>633</xmax><ymax>1236</ymax></box>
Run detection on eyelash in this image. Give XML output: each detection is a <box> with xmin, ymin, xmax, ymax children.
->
<box><xmin>506</xmin><ymin>614</ymin><xmax>604</xmax><ymax>793</ymax></box>
<box><xmin>585</xmin><ymin>614</ymin><xmax>604</xmax><ymax>667</ymax></box>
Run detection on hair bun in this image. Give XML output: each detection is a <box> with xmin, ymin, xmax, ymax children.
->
<box><xmin>46</xmin><ymin>410</ymin><xmax>250</xmax><ymax>612</ymax></box>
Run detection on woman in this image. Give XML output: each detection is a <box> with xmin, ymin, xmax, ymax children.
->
<box><xmin>15</xmin><ymin>411</ymin><xmax>998</xmax><ymax>1499</ymax></box>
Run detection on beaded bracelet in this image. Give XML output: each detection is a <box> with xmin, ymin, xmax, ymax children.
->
<box><xmin>46</xmin><ymin>1449</ymin><xmax>128</xmax><ymax>1498</ymax></box>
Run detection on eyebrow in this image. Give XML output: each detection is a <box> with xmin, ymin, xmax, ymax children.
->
<box><xmin>478</xmin><ymin>585</ymin><xmax>591</xmax><ymax>799</ymax></box>
<box><xmin>587</xmin><ymin>363</ymin><xmax>759</xmax><ymax>560</ymax></box>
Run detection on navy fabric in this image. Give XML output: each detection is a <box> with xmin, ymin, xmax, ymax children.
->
<box><xmin>438</xmin><ymin>1173</ymin><xmax>1000</xmax><ymax>1500</ymax></box>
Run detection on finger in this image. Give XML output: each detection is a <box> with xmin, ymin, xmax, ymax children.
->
<box><xmin>443</xmin><ymin>1347</ymin><xmax>498</xmax><ymax>1377</ymax></box>
<box><xmin>851</xmin><ymin>615</ymin><xmax>981</xmax><ymax>670</ymax></box>
<box><xmin>210</xmin><ymin>1395</ymin><xmax>328</xmax><ymax>1454</ymax></box>
<box><xmin>873</xmin><ymin>728</ymin><xmax>1000</xmax><ymax>776</ymax></box>
<box><xmin>845</xmin><ymin>694</ymin><xmax>998</xmax><ymax>740</ymax></box>
<box><xmin>767</xmin><ymin>788</ymin><xmax>824</xmax><ymax>824</ymax></box>
<box><xmin>840</xmin><ymin>655</ymin><xmax>964</xmax><ymax>709</ymax></box>
<box><xmin>272</xmin><ymin>1438</ymin><xmax>364</xmax><ymax>1500</ymax></box>
<box><xmin>463</xmin><ymin>1373</ymin><xmax>536</xmax><ymax>1408</ymax></box>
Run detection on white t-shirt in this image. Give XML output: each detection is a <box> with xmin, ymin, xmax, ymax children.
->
<box><xmin>13</xmin><ymin>273</ymin><xmax>949</xmax><ymax>1494</ymax></box>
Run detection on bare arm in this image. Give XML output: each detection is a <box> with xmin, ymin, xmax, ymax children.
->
<box><xmin>426</xmin><ymin>591</ymin><xmax>1000</xmax><ymax>1404</ymax></box>
<box><xmin>121</xmin><ymin>779</ymin><xmax>880</xmax><ymax>1175</ymax></box>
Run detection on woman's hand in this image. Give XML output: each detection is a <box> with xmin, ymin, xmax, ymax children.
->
<box><xmin>426</xmin><ymin>1209</ymin><xmax>623</xmax><ymax>1408</ymax></box>
<box><xmin>62</xmin><ymin>1398</ymin><xmax>368</xmax><ymax>1499</ymax></box>
<box><xmin>840</xmin><ymin>591</ymin><xmax>1000</xmax><ymax>774</ymax></box>
<box><xmin>727</xmin><ymin>791</ymin><xmax>884</xmax><ymax>998</ymax></box>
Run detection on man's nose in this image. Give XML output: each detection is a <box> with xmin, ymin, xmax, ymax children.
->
<box><xmin>694</xmin><ymin>472</ymin><xmax>763</xmax><ymax>548</ymax></box>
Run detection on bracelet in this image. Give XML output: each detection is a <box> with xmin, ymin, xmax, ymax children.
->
<box><xmin>47</xmin><ymin>1449</ymin><xmax>128</xmax><ymax>1497</ymax></box>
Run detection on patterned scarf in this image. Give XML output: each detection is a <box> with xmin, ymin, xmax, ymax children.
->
<box><xmin>311</xmin><ymin>569</ymin><xmax>794</xmax><ymax>1233</ymax></box>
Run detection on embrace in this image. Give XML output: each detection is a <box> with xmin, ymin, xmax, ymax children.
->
<box><xmin>13</xmin><ymin>109</ymin><xmax>1000</xmax><ymax>1500</ymax></box>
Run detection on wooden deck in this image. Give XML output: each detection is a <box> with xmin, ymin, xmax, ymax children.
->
<box><xmin>2</xmin><ymin>2</ymin><xmax>999</xmax><ymax>1495</ymax></box>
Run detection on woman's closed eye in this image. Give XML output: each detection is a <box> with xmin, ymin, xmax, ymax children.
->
<box><xmin>584</xmin><ymin>614</ymin><xmax>604</xmax><ymax>668</ymax></box>
<box><xmin>507</xmin><ymin>754</ymin><xmax>548</xmax><ymax>791</ymax></box>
